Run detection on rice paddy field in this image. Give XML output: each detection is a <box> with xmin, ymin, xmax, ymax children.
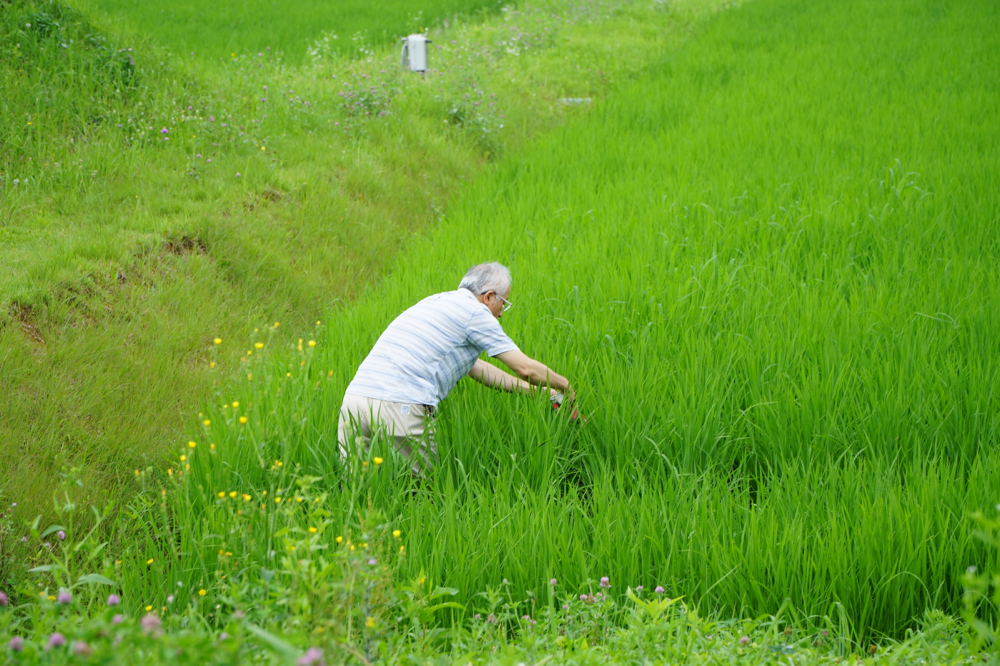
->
<box><xmin>2</xmin><ymin>0</ymin><xmax>1000</xmax><ymax>662</ymax></box>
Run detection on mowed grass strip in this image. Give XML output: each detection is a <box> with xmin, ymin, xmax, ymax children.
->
<box><xmin>76</xmin><ymin>0</ymin><xmax>503</xmax><ymax>65</ymax></box>
<box><xmin>144</xmin><ymin>0</ymin><xmax>1000</xmax><ymax>641</ymax></box>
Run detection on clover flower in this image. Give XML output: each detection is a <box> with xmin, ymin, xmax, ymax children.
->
<box><xmin>141</xmin><ymin>613</ymin><xmax>162</xmax><ymax>634</ymax></box>
<box><xmin>9</xmin><ymin>636</ymin><xmax>23</xmax><ymax>652</ymax></box>
<box><xmin>73</xmin><ymin>641</ymin><xmax>92</xmax><ymax>657</ymax></box>
<box><xmin>297</xmin><ymin>647</ymin><xmax>325</xmax><ymax>666</ymax></box>
<box><xmin>550</xmin><ymin>578</ymin><xmax>557</xmax><ymax>585</ymax></box>
<box><xmin>47</xmin><ymin>632</ymin><xmax>66</xmax><ymax>649</ymax></box>
<box><xmin>112</xmin><ymin>614</ymin><xmax>124</xmax><ymax>625</ymax></box>
<box><xmin>107</xmin><ymin>594</ymin><xmax>121</xmax><ymax>606</ymax></box>
<box><xmin>655</xmin><ymin>585</ymin><xmax>665</xmax><ymax>594</ymax></box>
<box><xmin>0</xmin><ymin>591</ymin><xmax>7</xmax><ymax>606</ymax></box>
<box><xmin>57</xmin><ymin>530</ymin><xmax>66</xmax><ymax>540</ymax></box>
<box><xmin>57</xmin><ymin>591</ymin><xmax>72</xmax><ymax>604</ymax></box>
<box><xmin>739</xmin><ymin>636</ymin><xmax>750</xmax><ymax>646</ymax></box>
<box><xmin>599</xmin><ymin>576</ymin><xmax>610</xmax><ymax>588</ymax></box>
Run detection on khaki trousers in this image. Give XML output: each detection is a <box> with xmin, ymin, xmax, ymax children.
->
<box><xmin>337</xmin><ymin>393</ymin><xmax>437</xmax><ymax>475</ymax></box>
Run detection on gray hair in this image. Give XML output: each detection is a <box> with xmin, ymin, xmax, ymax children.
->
<box><xmin>458</xmin><ymin>262</ymin><xmax>512</xmax><ymax>296</ymax></box>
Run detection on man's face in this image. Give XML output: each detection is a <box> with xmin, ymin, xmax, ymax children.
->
<box><xmin>485</xmin><ymin>289</ymin><xmax>511</xmax><ymax>319</ymax></box>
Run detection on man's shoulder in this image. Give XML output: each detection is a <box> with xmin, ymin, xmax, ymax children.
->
<box><xmin>415</xmin><ymin>289</ymin><xmax>481</xmax><ymax>315</ymax></box>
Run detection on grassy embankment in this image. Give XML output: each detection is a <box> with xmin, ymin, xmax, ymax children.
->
<box><xmin>1</xmin><ymin>0</ymin><xmax>719</xmax><ymax>533</ymax></box>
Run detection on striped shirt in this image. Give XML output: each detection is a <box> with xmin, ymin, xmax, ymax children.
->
<box><xmin>345</xmin><ymin>289</ymin><xmax>519</xmax><ymax>406</ymax></box>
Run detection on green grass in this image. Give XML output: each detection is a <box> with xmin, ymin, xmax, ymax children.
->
<box><xmin>76</xmin><ymin>0</ymin><xmax>505</xmax><ymax>65</ymax></box>
<box><xmin>1</xmin><ymin>0</ymin><xmax>706</xmax><ymax>527</ymax></box>
<box><xmin>109</xmin><ymin>0</ymin><xmax>999</xmax><ymax>641</ymax></box>
<box><xmin>2</xmin><ymin>0</ymin><xmax>999</xmax><ymax>659</ymax></box>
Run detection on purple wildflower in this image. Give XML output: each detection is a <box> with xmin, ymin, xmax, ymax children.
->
<box><xmin>236</xmin><ymin>173</ymin><xmax>241</xmax><ymax>178</ymax></box>
<box><xmin>160</xmin><ymin>128</ymin><xmax>168</xmax><ymax>134</ymax></box>
<box><xmin>219</xmin><ymin>632</ymin><xmax>229</xmax><ymax>641</ymax></box>
<box><xmin>57</xmin><ymin>530</ymin><xmax>65</xmax><ymax>540</ymax></box>
<box><xmin>112</xmin><ymin>614</ymin><xmax>124</xmax><ymax>625</ymax></box>
<box><xmin>368</xmin><ymin>558</ymin><xmax>377</xmax><ymax>565</ymax></box>
<box><xmin>550</xmin><ymin>578</ymin><xmax>557</xmax><ymax>585</ymax></box>
<box><xmin>579</xmin><ymin>594</ymin><xmax>588</xmax><ymax>601</ymax></box>
<box><xmin>21</xmin><ymin>536</ymin><xmax>27</xmax><ymax>543</ymax></box>
<box><xmin>486</xmin><ymin>614</ymin><xmax>497</xmax><ymax>624</ymax></box>
<box><xmin>108</xmin><ymin>594</ymin><xmax>120</xmax><ymax>606</ymax></box>
<box><xmin>57</xmin><ymin>591</ymin><xmax>72</xmax><ymax>604</ymax></box>
<box><xmin>502</xmin><ymin>579</ymin><xmax>509</xmax><ymax>585</ymax></box>
<box><xmin>296</xmin><ymin>647</ymin><xmax>325</xmax><ymax>666</ymax></box>
<box><xmin>474</xmin><ymin>613</ymin><xmax>481</xmax><ymax>620</ymax></box>
<box><xmin>9</xmin><ymin>636</ymin><xmax>24</xmax><ymax>651</ymax></box>
<box><xmin>73</xmin><ymin>641</ymin><xmax>92</xmax><ymax>657</ymax></box>
<box><xmin>655</xmin><ymin>585</ymin><xmax>665</xmax><ymax>594</ymax></box>
<box><xmin>599</xmin><ymin>576</ymin><xmax>610</xmax><ymax>588</ymax></box>
<box><xmin>47</xmin><ymin>632</ymin><xmax>66</xmax><ymax>649</ymax></box>
<box><xmin>739</xmin><ymin>636</ymin><xmax>750</xmax><ymax>646</ymax></box>
<box><xmin>141</xmin><ymin>613</ymin><xmax>162</xmax><ymax>634</ymax></box>
<box><xmin>0</xmin><ymin>591</ymin><xmax>7</xmax><ymax>606</ymax></box>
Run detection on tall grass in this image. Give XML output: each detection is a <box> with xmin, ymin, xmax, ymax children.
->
<box><xmin>113</xmin><ymin>0</ymin><xmax>1000</xmax><ymax>641</ymax></box>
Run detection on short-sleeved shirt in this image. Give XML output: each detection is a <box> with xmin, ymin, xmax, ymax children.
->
<box><xmin>345</xmin><ymin>289</ymin><xmax>519</xmax><ymax>407</ymax></box>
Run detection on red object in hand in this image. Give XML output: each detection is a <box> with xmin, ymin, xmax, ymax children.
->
<box><xmin>552</xmin><ymin>400</ymin><xmax>586</xmax><ymax>423</ymax></box>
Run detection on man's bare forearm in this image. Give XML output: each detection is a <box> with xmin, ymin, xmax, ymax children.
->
<box><xmin>468</xmin><ymin>359</ymin><xmax>538</xmax><ymax>394</ymax></box>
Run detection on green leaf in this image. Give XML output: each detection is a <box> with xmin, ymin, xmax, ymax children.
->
<box><xmin>245</xmin><ymin>623</ymin><xmax>298</xmax><ymax>657</ymax></box>
<box><xmin>428</xmin><ymin>586</ymin><xmax>459</xmax><ymax>600</ymax></box>
<box><xmin>75</xmin><ymin>574</ymin><xmax>116</xmax><ymax>587</ymax></box>
<box><xmin>28</xmin><ymin>565</ymin><xmax>56</xmax><ymax>573</ymax></box>
<box><xmin>41</xmin><ymin>525</ymin><xmax>66</xmax><ymax>538</ymax></box>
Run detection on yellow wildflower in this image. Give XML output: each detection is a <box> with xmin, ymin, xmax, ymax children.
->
<box><xmin>203</xmin><ymin>419</ymin><xmax>211</xmax><ymax>426</ymax></box>
<box><xmin>374</xmin><ymin>457</ymin><xmax>384</xmax><ymax>465</ymax></box>
<box><xmin>180</xmin><ymin>455</ymin><xmax>186</xmax><ymax>462</ymax></box>
<box><xmin>146</xmin><ymin>605</ymin><xmax>153</xmax><ymax>611</ymax></box>
<box><xmin>254</xmin><ymin>342</ymin><xmax>264</xmax><ymax>349</ymax></box>
<box><xmin>366</xmin><ymin>616</ymin><xmax>375</xmax><ymax>628</ymax></box>
<box><xmin>308</xmin><ymin>527</ymin><xmax>317</xmax><ymax>534</ymax></box>
<box><xmin>217</xmin><ymin>492</ymin><xmax>226</xmax><ymax>499</ymax></box>
<box><xmin>275</xmin><ymin>497</ymin><xmax>282</xmax><ymax>504</ymax></box>
<box><xmin>167</xmin><ymin>468</ymin><xmax>173</xmax><ymax>476</ymax></box>
<box><xmin>147</xmin><ymin>559</ymin><xmax>154</xmax><ymax>565</ymax></box>
<box><xmin>242</xmin><ymin>494</ymin><xmax>252</xmax><ymax>501</ymax></box>
<box><xmin>213</xmin><ymin>338</ymin><xmax>222</xmax><ymax>345</ymax></box>
<box><xmin>239</xmin><ymin>416</ymin><xmax>247</xmax><ymax>424</ymax></box>
<box><xmin>308</xmin><ymin>340</ymin><xmax>316</xmax><ymax>347</ymax></box>
<box><xmin>274</xmin><ymin>322</ymin><xmax>280</xmax><ymax>328</ymax></box>
<box><xmin>188</xmin><ymin>441</ymin><xmax>197</xmax><ymax>449</ymax></box>
<box><xmin>232</xmin><ymin>402</ymin><xmax>239</xmax><ymax>409</ymax></box>
<box><xmin>393</xmin><ymin>530</ymin><xmax>401</xmax><ymax>538</ymax></box>
<box><xmin>335</xmin><ymin>536</ymin><xmax>343</xmax><ymax>544</ymax></box>
<box><xmin>198</xmin><ymin>589</ymin><xmax>206</xmax><ymax>596</ymax></box>
<box><xmin>229</xmin><ymin>491</ymin><xmax>237</xmax><ymax>498</ymax></box>
<box><xmin>210</xmin><ymin>362</ymin><xmax>216</xmax><ymax>368</ymax></box>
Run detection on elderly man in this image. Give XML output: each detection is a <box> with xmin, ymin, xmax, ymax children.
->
<box><xmin>338</xmin><ymin>262</ymin><xmax>575</xmax><ymax>473</ymax></box>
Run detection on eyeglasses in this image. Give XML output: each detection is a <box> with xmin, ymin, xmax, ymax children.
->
<box><xmin>482</xmin><ymin>290</ymin><xmax>514</xmax><ymax>313</ymax></box>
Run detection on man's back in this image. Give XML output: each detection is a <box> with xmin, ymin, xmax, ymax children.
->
<box><xmin>345</xmin><ymin>289</ymin><xmax>518</xmax><ymax>406</ymax></box>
